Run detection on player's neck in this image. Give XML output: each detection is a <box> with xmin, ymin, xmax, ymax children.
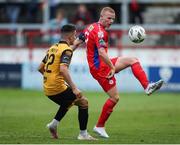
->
<box><xmin>59</xmin><ymin>38</ymin><xmax>70</xmax><ymax>46</ymax></box>
<box><xmin>98</xmin><ymin>19</ymin><xmax>105</xmax><ymax>28</ymax></box>
<box><xmin>98</xmin><ymin>20</ymin><xmax>106</xmax><ymax>29</ymax></box>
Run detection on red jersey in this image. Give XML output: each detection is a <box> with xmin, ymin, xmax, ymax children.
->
<box><xmin>84</xmin><ymin>22</ymin><xmax>108</xmax><ymax>74</ymax></box>
<box><xmin>84</xmin><ymin>22</ymin><xmax>118</xmax><ymax>92</ymax></box>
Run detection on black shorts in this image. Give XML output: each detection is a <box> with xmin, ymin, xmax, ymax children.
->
<box><xmin>48</xmin><ymin>87</ymin><xmax>76</xmax><ymax>107</ymax></box>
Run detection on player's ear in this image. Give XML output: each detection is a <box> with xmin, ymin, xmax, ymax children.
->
<box><xmin>67</xmin><ymin>32</ymin><xmax>72</xmax><ymax>40</ymax></box>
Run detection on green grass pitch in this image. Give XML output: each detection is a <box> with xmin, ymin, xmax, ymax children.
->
<box><xmin>0</xmin><ymin>88</ymin><xmax>180</xmax><ymax>144</ymax></box>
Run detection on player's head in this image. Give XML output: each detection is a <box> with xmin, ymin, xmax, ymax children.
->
<box><xmin>99</xmin><ymin>7</ymin><xmax>115</xmax><ymax>29</ymax></box>
<box><xmin>61</xmin><ymin>24</ymin><xmax>76</xmax><ymax>45</ymax></box>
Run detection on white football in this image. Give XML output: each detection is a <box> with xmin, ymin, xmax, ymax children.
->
<box><xmin>128</xmin><ymin>25</ymin><xmax>146</xmax><ymax>43</ymax></box>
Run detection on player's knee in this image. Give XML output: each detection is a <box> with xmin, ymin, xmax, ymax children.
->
<box><xmin>79</xmin><ymin>97</ymin><xmax>88</xmax><ymax>109</ymax></box>
<box><xmin>131</xmin><ymin>57</ymin><xmax>139</xmax><ymax>64</ymax></box>
<box><xmin>111</xmin><ymin>95</ymin><xmax>119</xmax><ymax>103</ymax></box>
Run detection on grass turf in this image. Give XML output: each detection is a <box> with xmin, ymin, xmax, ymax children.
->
<box><xmin>0</xmin><ymin>88</ymin><xmax>180</xmax><ymax>144</ymax></box>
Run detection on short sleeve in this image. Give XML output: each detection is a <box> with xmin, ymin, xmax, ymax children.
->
<box><xmin>60</xmin><ymin>49</ymin><xmax>73</xmax><ymax>65</ymax></box>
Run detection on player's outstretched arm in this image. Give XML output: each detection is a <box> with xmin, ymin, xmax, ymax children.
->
<box><xmin>71</xmin><ymin>32</ymin><xmax>85</xmax><ymax>51</ymax></box>
<box><xmin>71</xmin><ymin>39</ymin><xmax>84</xmax><ymax>51</ymax></box>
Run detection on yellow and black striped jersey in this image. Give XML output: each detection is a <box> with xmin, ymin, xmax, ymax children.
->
<box><xmin>42</xmin><ymin>41</ymin><xmax>73</xmax><ymax>96</ymax></box>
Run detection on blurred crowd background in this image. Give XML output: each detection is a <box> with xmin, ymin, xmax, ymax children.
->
<box><xmin>0</xmin><ymin>0</ymin><xmax>180</xmax><ymax>47</ymax></box>
<box><xmin>1</xmin><ymin>0</ymin><xmax>180</xmax><ymax>24</ymax></box>
<box><xmin>0</xmin><ymin>0</ymin><xmax>180</xmax><ymax>92</ymax></box>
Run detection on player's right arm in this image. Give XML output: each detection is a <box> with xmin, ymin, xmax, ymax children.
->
<box><xmin>71</xmin><ymin>32</ymin><xmax>85</xmax><ymax>51</ymax></box>
<box><xmin>98</xmin><ymin>48</ymin><xmax>115</xmax><ymax>78</ymax></box>
<box><xmin>95</xmin><ymin>32</ymin><xmax>115</xmax><ymax>78</ymax></box>
<box><xmin>59</xmin><ymin>49</ymin><xmax>82</xmax><ymax>98</ymax></box>
<box><xmin>38</xmin><ymin>62</ymin><xmax>45</xmax><ymax>75</ymax></box>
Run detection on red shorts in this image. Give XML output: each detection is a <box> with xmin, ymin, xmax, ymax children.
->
<box><xmin>90</xmin><ymin>57</ymin><xmax>118</xmax><ymax>92</ymax></box>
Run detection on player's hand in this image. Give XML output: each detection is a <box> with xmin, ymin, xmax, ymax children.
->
<box><xmin>72</xmin><ymin>87</ymin><xmax>83</xmax><ymax>99</ymax></box>
<box><xmin>107</xmin><ymin>67</ymin><xmax>115</xmax><ymax>79</ymax></box>
<box><xmin>72</xmin><ymin>39</ymin><xmax>84</xmax><ymax>51</ymax></box>
<box><xmin>78</xmin><ymin>32</ymin><xmax>85</xmax><ymax>42</ymax></box>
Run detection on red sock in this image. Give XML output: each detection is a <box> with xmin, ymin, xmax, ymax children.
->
<box><xmin>96</xmin><ymin>98</ymin><xmax>117</xmax><ymax>127</ymax></box>
<box><xmin>131</xmin><ymin>62</ymin><xmax>149</xmax><ymax>89</ymax></box>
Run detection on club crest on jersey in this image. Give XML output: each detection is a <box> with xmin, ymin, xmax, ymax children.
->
<box><xmin>99</xmin><ymin>39</ymin><xmax>106</xmax><ymax>46</ymax></box>
<box><xmin>98</xmin><ymin>31</ymin><xmax>104</xmax><ymax>38</ymax></box>
<box><xmin>109</xmin><ymin>79</ymin><xmax>114</xmax><ymax>85</ymax></box>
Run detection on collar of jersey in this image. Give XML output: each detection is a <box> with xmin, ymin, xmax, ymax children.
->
<box><xmin>59</xmin><ymin>40</ymin><xmax>69</xmax><ymax>46</ymax></box>
<box><xmin>97</xmin><ymin>22</ymin><xmax>105</xmax><ymax>29</ymax></box>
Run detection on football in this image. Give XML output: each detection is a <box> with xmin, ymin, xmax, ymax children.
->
<box><xmin>128</xmin><ymin>25</ymin><xmax>146</xmax><ymax>43</ymax></box>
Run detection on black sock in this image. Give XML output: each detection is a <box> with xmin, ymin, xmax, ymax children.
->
<box><xmin>55</xmin><ymin>106</ymin><xmax>68</xmax><ymax>121</ymax></box>
<box><xmin>78</xmin><ymin>107</ymin><xmax>88</xmax><ymax>130</ymax></box>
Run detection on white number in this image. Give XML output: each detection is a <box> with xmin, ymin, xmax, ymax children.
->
<box><xmin>84</xmin><ymin>31</ymin><xmax>89</xmax><ymax>43</ymax></box>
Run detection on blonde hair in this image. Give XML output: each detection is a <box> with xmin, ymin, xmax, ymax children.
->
<box><xmin>100</xmin><ymin>7</ymin><xmax>115</xmax><ymax>16</ymax></box>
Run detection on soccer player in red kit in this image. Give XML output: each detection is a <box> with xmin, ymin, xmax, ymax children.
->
<box><xmin>75</xmin><ymin>7</ymin><xmax>163</xmax><ymax>138</ymax></box>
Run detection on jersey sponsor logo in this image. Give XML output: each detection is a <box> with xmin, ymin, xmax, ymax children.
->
<box><xmin>88</xmin><ymin>25</ymin><xmax>94</xmax><ymax>31</ymax></box>
<box><xmin>50</xmin><ymin>47</ymin><xmax>58</xmax><ymax>53</ymax></box>
<box><xmin>98</xmin><ymin>31</ymin><xmax>104</xmax><ymax>38</ymax></box>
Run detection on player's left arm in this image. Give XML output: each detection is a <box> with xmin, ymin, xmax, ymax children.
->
<box><xmin>98</xmin><ymin>47</ymin><xmax>115</xmax><ymax>78</ymax></box>
<box><xmin>95</xmin><ymin>32</ymin><xmax>115</xmax><ymax>78</ymax></box>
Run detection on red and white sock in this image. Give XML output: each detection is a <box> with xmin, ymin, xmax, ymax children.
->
<box><xmin>131</xmin><ymin>62</ymin><xmax>149</xmax><ymax>89</ymax></box>
<box><xmin>96</xmin><ymin>98</ymin><xmax>117</xmax><ymax>127</ymax></box>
